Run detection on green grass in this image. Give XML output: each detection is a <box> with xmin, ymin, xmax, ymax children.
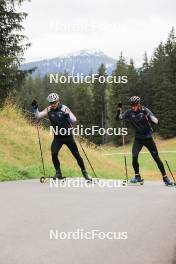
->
<box><xmin>102</xmin><ymin>139</ymin><xmax>176</xmax><ymax>181</ymax></box>
<box><xmin>0</xmin><ymin>102</ymin><xmax>176</xmax><ymax>181</ymax></box>
<box><xmin>0</xmin><ymin>103</ymin><xmax>122</xmax><ymax>181</ymax></box>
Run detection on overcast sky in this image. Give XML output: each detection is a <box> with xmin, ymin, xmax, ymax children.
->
<box><xmin>20</xmin><ymin>0</ymin><xmax>176</xmax><ymax>65</ymax></box>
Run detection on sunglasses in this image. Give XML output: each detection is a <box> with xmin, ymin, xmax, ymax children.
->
<box><xmin>131</xmin><ymin>103</ymin><xmax>140</xmax><ymax>107</ymax></box>
<box><xmin>49</xmin><ymin>101</ymin><xmax>58</xmax><ymax>105</ymax></box>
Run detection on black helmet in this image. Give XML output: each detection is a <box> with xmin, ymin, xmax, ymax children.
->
<box><xmin>129</xmin><ymin>96</ymin><xmax>141</xmax><ymax>105</ymax></box>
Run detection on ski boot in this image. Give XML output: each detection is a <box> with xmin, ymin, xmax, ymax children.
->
<box><xmin>82</xmin><ymin>170</ymin><xmax>92</xmax><ymax>182</ymax></box>
<box><xmin>163</xmin><ymin>175</ymin><xmax>174</xmax><ymax>186</ymax></box>
<box><xmin>53</xmin><ymin>170</ymin><xmax>66</xmax><ymax>181</ymax></box>
<box><xmin>130</xmin><ymin>174</ymin><xmax>144</xmax><ymax>185</ymax></box>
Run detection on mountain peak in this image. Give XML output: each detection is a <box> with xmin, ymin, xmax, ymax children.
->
<box><xmin>22</xmin><ymin>49</ymin><xmax>116</xmax><ymax>77</ymax></box>
<box><xmin>68</xmin><ymin>49</ymin><xmax>106</xmax><ymax>57</ymax></box>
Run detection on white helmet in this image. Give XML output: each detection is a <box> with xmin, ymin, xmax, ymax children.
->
<box><xmin>47</xmin><ymin>93</ymin><xmax>59</xmax><ymax>103</ymax></box>
<box><xmin>129</xmin><ymin>96</ymin><xmax>141</xmax><ymax>105</ymax></box>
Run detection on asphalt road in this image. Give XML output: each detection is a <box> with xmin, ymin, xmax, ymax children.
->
<box><xmin>0</xmin><ymin>179</ymin><xmax>176</xmax><ymax>264</ymax></box>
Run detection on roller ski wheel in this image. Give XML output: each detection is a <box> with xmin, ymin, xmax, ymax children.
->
<box><xmin>139</xmin><ymin>179</ymin><xmax>144</xmax><ymax>185</ymax></box>
<box><xmin>164</xmin><ymin>183</ymin><xmax>175</xmax><ymax>187</ymax></box>
<box><xmin>40</xmin><ymin>176</ymin><xmax>66</xmax><ymax>183</ymax></box>
<box><xmin>85</xmin><ymin>178</ymin><xmax>99</xmax><ymax>184</ymax></box>
<box><xmin>40</xmin><ymin>176</ymin><xmax>46</xmax><ymax>183</ymax></box>
<box><xmin>52</xmin><ymin>170</ymin><xmax>66</xmax><ymax>182</ymax></box>
<box><xmin>128</xmin><ymin>180</ymin><xmax>144</xmax><ymax>186</ymax></box>
<box><xmin>82</xmin><ymin>170</ymin><xmax>94</xmax><ymax>182</ymax></box>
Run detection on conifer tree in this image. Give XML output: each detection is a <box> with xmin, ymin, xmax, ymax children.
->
<box><xmin>0</xmin><ymin>0</ymin><xmax>31</xmax><ymax>105</ymax></box>
<box><xmin>92</xmin><ymin>64</ymin><xmax>107</xmax><ymax>144</ymax></box>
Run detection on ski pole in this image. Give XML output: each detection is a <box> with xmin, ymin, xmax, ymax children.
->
<box><xmin>145</xmin><ymin>116</ymin><xmax>176</xmax><ymax>184</ymax></box>
<box><xmin>154</xmin><ymin>127</ymin><xmax>176</xmax><ymax>184</ymax></box>
<box><xmin>122</xmin><ymin>122</ymin><xmax>128</xmax><ymax>181</ymax></box>
<box><xmin>118</xmin><ymin>103</ymin><xmax>128</xmax><ymax>181</ymax></box>
<box><xmin>78</xmin><ymin>139</ymin><xmax>98</xmax><ymax>179</ymax></box>
<box><xmin>35</xmin><ymin>121</ymin><xmax>46</xmax><ymax>177</ymax></box>
<box><xmin>164</xmin><ymin>160</ymin><xmax>176</xmax><ymax>184</ymax></box>
<box><xmin>156</xmin><ymin>141</ymin><xmax>176</xmax><ymax>184</ymax></box>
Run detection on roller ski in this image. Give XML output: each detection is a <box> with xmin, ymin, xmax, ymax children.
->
<box><xmin>128</xmin><ymin>175</ymin><xmax>144</xmax><ymax>186</ymax></box>
<box><xmin>163</xmin><ymin>175</ymin><xmax>175</xmax><ymax>187</ymax></box>
<box><xmin>82</xmin><ymin>170</ymin><xmax>99</xmax><ymax>184</ymax></box>
<box><xmin>40</xmin><ymin>170</ymin><xmax>66</xmax><ymax>183</ymax></box>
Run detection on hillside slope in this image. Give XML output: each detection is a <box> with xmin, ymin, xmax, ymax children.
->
<box><xmin>0</xmin><ymin>103</ymin><xmax>121</xmax><ymax>181</ymax></box>
<box><xmin>0</xmin><ymin>104</ymin><xmax>176</xmax><ymax>181</ymax></box>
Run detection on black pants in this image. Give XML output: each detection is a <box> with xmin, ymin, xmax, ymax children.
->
<box><xmin>51</xmin><ymin>136</ymin><xmax>85</xmax><ymax>172</ymax></box>
<box><xmin>132</xmin><ymin>137</ymin><xmax>166</xmax><ymax>176</ymax></box>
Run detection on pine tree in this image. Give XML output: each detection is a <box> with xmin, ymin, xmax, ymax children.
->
<box><xmin>92</xmin><ymin>64</ymin><xmax>107</xmax><ymax>145</ymax></box>
<box><xmin>139</xmin><ymin>52</ymin><xmax>153</xmax><ymax>107</ymax></box>
<box><xmin>73</xmin><ymin>83</ymin><xmax>94</xmax><ymax>140</ymax></box>
<box><xmin>0</xmin><ymin>0</ymin><xmax>31</xmax><ymax>105</ymax></box>
<box><xmin>125</xmin><ymin>58</ymin><xmax>140</xmax><ymax>140</ymax></box>
<box><xmin>127</xmin><ymin>58</ymin><xmax>140</xmax><ymax>97</ymax></box>
<box><xmin>149</xmin><ymin>28</ymin><xmax>176</xmax><ymax>137</ymax></box>
<box><xmin>109</xmin><ymin>53</ymin><xmax>129</xmax><ymax>144</ymax></box>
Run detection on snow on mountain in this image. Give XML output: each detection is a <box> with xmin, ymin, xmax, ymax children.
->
<box><xmin>22</xmin><ymin>49</ymin><xmax>116</xmax><ymax>78</ymax></box>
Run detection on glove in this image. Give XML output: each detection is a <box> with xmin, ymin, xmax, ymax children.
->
<box><xmin>117</xmin><ymin>102</ymin><xmax>123</xmax><ymax>116</ymax></box>
<box><xmin>117</xmin><ymin>102</ymin><xmax>123</xmax><ymax>108</ymax></box>
<box><xmin>142</xmin><ymin>108</ymin><xmax>149</xmax><ymax>117</ymax></box>
<box><xmin>31</xmin><ymin>100</ymin><xmax>38</xmax><ymax>113</ymax></box>
<box><xmin>31</xmin><ymin>100</ymin><xmax>38</xmax><ymax>109</ymax></box>
<box><xmin>63</xmin><ymin>112</ymin><xmax>70</xmax><ymax>118</ymax></box>
<box><xmin>63</xmin><ymin>107</ymin><xmax>70</xmax><ymax>118</ymax></box>
<box><xmin>115</xmin><ymin>102</ymin><xmax>122</xmax><ymax>120</ymax></box>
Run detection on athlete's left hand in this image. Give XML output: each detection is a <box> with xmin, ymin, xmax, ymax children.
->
<box><xmin>65</xmin><ymin>107</ymin><xmax>70</xmax><ymax>114</ymax></box>
<box><xmin>143</xmin><ymin>109</ymin><xmax>149</xmax><ymax>119</ymax></box>
<box><xmin>63</xmin><ymin>107</ymin><xmax>70</xmax><ymax>118</ymax></box>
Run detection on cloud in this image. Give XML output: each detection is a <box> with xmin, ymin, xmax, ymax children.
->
<box><xmin>20</xmin><ymin>0</ymin><xmax>176</xmax><ymax>65</ymax></box>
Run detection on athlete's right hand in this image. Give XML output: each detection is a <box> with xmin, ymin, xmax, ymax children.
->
<box><xmin>118</xmin><ymin>102</ymin><xmax>123</xmax><ymax>108</ymax></box>
<box><xmin>31</xmin><ymin>99</ymin><xmax>38</xmax><ymax>109</ymax></box>
<box><xmin>117</xmin><ymin>102</ymin><xmax>123</xmax><ymax>112</ymax></box>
